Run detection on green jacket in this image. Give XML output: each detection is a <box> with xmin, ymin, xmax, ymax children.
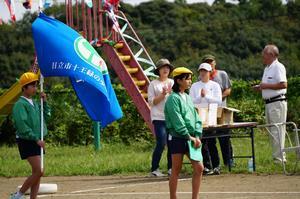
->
<box><xmin>12</xmin><ymin>96</ymin><xmax>51</xmax><ymax>141</ymax></box>
<box><xmin>164</xmin><ymin>92</ymin><xmax>202</xmax><ymax>139</ymax></box>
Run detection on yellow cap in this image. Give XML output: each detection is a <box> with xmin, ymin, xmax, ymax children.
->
<box><xmin>19</xmin><ymin>72</ymin><xmax>39</xmax><ymax>87</ymax></box>
<box><xmin>172</xmin><ymin>67</ymin><xmax>193</xmax><ymax>77</ymax></box>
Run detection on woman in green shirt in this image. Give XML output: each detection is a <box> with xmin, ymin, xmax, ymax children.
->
<box><xmin>164</xmin><ymin>67</ymin><xmax>203</xmax><ymax>199</ymax></box>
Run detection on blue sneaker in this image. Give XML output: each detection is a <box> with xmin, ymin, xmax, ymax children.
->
<box><xmin>9</xmin><ymin>192</ymin><xmax>24</xmax><ymax>199</ymax></box>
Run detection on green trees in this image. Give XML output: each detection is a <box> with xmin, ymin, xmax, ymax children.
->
<box><xmin>121</xmin><ymin>0</ymin><xmax>300</xmax><ymax>79</ymax></box>
<box><xmin>1</xmin><ymin>0</ymin><xmax>299</xmax><ymax>88</ymax></box>
<box><xmin>0</xmin><ymin>13</ymin><xmax>36</xmax><ymax>88</ymax></box>
<box><xmin>1</xmin><ymin>77</ymin><xmax>299</xmax><ymax>146</ymax></box>
<box><xmin>0</xmin><ymin>1</ymin><xmax>299</xmax><ymax>145</ymax></box>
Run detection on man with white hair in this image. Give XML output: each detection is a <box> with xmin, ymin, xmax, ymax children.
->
<box><xmin>253</xmin><ymin>44</ymin><xmax>288</xmax><ymax>164</ymax></box>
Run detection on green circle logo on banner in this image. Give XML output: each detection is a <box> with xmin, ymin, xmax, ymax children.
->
<box><xmin>74</xmin><ymin>36</ymin><xmax>108</xmax><ymax>74</ymax></box>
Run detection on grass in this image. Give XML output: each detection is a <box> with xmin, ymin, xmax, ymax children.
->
<box><xmin>0</xmin><ymin>142</ymin><xmax>154</xmax><ymax>177</ymax></box>
<box><xmin>0</xmin><ymin>130</ymin><xmax>299</xmax><ymax>177</ymax></box>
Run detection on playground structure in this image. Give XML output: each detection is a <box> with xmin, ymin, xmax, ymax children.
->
<box><xmin>66</xmin><ymin>0</ymin><xmax>157</xmax><ymax>132</ymax></box>
<box><xmin>0</xmin><ymin>57</ymin><xmax>39</xmax><ymax>115</ymax></box>
<box><xmin>1</xmin><ymin>1</ymin><xmax>299</xmax><ymax>174</ymax></box>
<box><xmin>63</xmin><ymin>0</ymin><xmax>156</xmax><ymax>132</ymax></box>
<box><xmin>0</xmin><ymin>0</ymin><xmax>155</xmax><ymax>133</ymax></box>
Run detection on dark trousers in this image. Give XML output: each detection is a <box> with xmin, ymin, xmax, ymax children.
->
<box><xmin>218</xmin><ymin>132</ymin><xmax>233</xmax><ymax>166</ymax></box>
<box><xmin>202</xmin><ymin>129</ymin><xmax>233</xmax><ymax>169</ymax></box>
<box><xmin>151</xmin><ymin>120</ymin><xmax>172</xmax><ymax>171</ymax></box>
<box><xmin>202</xmin><ymin>138</ymin><xmax>219</xmax><ymax>169</ymax></box>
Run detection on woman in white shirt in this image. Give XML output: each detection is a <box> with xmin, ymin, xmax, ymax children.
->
<box><xmin>190</xmin><ymin>63</ymin><xmax>222</xmax><ymax>107</ymax></box>
<box><xmin>190</xmin><ymin>63</ymin><xmax>222</xmax><ymax>175</ymax></box>
<box><xmin>148</xmin><ymin>58</ymin><xmax>174</xmax><ymax>177</ymax></box>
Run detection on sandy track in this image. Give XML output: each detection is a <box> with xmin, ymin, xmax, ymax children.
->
<box><xmin>1</xmin><ymin>174</ymin><xmax>300</xmax><ymax>199</ymax></box>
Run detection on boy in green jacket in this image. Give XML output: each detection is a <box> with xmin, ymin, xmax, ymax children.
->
<box><xmin>10</xmin><ymin>72</ymin><xmax>51</xmax><ymax>199</ymax></box>
<box><xmin>164</xmin><ymin>67</ymin><xmax>203</xmax><ymax>199</ymax></box>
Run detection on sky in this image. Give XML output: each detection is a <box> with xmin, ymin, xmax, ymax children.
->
<box><xmin>0</xmin><ymin>0</ymin><xmax>217</xmax><ymax>22</ymax></box>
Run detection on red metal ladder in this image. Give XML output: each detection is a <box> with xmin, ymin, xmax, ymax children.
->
<box><xmin>65</xmin><ymin>1</ymin><xmax>156</xmax><ymax>132</ymax></box>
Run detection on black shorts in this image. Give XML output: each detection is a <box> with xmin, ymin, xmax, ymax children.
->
<box><xmin>17</xmin><ymin>138</ymin><xmax>45</xmax><ymax>160</ymax></box>
<box><xmin>169</xmin><ymin>136</ymin><xmax>189</xmax><ymax>155</ymax></box>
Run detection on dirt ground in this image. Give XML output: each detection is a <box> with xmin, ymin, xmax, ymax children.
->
<box><xmin>1</xmin><ymin>174</ymin><xmax>300</xmax><ymax>199</ymax></box>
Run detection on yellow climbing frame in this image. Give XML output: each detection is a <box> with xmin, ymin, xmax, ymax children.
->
<box><xmin>0</xmin><ymin>82</ymin><xmax>21</xmax><ymax>115</ymax></box>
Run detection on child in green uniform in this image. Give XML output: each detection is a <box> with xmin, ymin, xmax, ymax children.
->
<box><xmin>164</xmin><ymin>67</ymin><xmax>203</xmax><ymax>199</ymax></box>
<box><xmin>10</xmin><ymin>72</ymin><xmax>51</xmax><ymax>199</ymax></box>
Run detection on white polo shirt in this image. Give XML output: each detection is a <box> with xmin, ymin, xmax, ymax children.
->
<box><xmin>189</xmin><ymin>80</ymin><xmax>222</xmax><ymax>108</ymax></box>
<box><xmin>262</xmin><ymin>59</ymin><xmax>287</xmax><ymax>99</ymax></box>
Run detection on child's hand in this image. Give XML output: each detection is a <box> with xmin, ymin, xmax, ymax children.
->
<box><xmin>37</xmin><ymin>140</ymin><xmax>45</xmax><ymax>148</ymax></box>
<box><xmin>194</xmin><ymin>138</ymin><xmax>201</xmax><ymax>148</ymax></box>
<box><xmin>40</xmin><ymin>92</ymin><xmax>47</xmax><ymax>102</ymax></box>
<box><xmin>190</xmin><ymin>136</ymin><xmax>201</xmax><ymax>148</ymax></box>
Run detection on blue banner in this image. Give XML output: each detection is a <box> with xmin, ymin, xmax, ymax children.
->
<box><xmin>32</xmin><ymin>13</ymin><xmax>122</xmax><ymax>126</ymax></box>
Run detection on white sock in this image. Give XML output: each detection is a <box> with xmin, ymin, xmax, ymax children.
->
<box><xmin>15</xmin><ymin>191</ymin><xmax>23</xmax><ymax>198</ymax></box>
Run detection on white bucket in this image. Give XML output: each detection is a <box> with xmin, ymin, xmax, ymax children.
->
<box><xmin>17</xmin><ymin>183</ymin><xmax>58</xmax><ymax>194</ymax></box>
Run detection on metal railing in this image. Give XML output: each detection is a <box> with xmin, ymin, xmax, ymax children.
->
<box><xmin>257</xmin><ymin>122</ymin><xmax>300</xmax><ymax>174</ymax></box>
<box><xmin>104</xmin><ymin>10</ymin><xmax>156</xmax><ymax>77</ymax></box>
